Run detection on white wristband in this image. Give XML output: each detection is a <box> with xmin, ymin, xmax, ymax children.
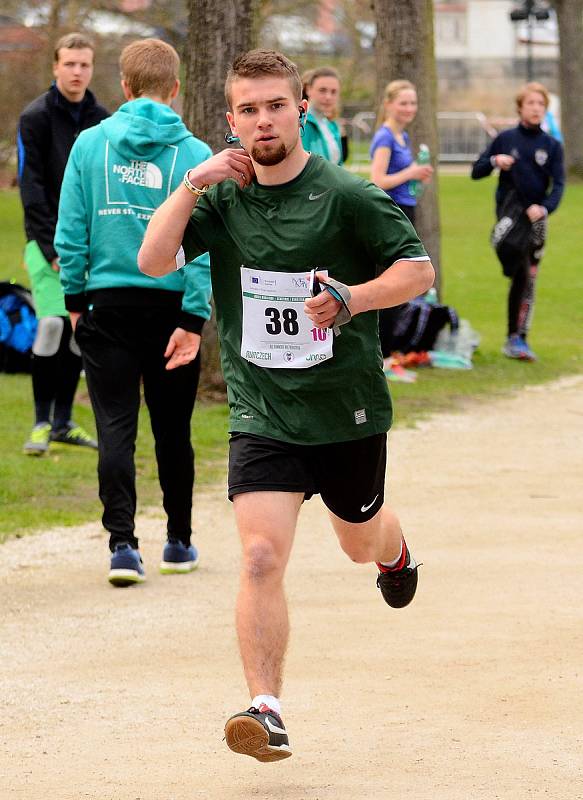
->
<box><xmin>183</xmin><ymin>170</ymin><xmax>209</xmax><ymax>196</ymax></box>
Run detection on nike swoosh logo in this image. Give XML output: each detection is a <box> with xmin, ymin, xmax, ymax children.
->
<box><xmin>361</xmin><ymin>494</ymin><xmax>379</xmax><ymax>513</ymax></box>
<box><xmin>308</xmin><ymin>190</ymin><xmax>331</xmax><ymax>201</ymax></box>
<box><xmin>264</xmin><ymin>716</ymin><xmax>287</xmax><ymax>735</ymax></box>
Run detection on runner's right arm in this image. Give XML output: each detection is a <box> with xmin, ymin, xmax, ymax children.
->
<box><xmin>138</xmin><ymin>148</ymin><xmax>254</xmax><ymax>277</ymax></box>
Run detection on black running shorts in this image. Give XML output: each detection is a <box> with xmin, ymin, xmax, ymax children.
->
<box><xmin>228</xmin><ymin>432</ymin><xmax>386</xmax><ymax>523</ymax></box>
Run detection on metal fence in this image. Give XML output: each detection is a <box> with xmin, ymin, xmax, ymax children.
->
<box><xmin>347</xmin><ymin>111</ymin><xmax>495</xmax><ymax>165</ymax></box>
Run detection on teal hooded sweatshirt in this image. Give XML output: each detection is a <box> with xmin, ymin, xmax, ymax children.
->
<box><xmin>56</xmin><ymin>98</ymin><xmax>212</xmax><ymax>328</ymax></box>
<box><xmin>302</xmin><ymin>109</ymin><xmax>343</xmax><ymax>166</ymax></box>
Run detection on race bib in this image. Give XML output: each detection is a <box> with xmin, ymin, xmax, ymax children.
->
<box><xmin>240</xmin><ymin>266</ymin><xmax>333</xmax><ymax>369</ymax></box>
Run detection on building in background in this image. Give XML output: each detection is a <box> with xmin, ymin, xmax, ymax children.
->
<box><xmin>435</xmin><ymin>1</ymin><xmax>559</xmax><ymax>90</ymax></box>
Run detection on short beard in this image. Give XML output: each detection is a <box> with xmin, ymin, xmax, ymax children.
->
<box><xmin>251</xmin><ymin>141</ymin><xmax>287</xmax><ymax>166</ymax></box>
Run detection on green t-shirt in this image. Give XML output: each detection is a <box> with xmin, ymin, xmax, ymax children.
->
<box><xmin>181</xmin><ymin>154</ymin><xmax>427</xmax><ymax>445</ymax></box>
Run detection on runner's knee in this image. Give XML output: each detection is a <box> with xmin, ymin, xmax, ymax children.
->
<box><xmin>242</xmin><ymin>537</ymin><xmax>286</xmax><ymax>581</ymax></box>
<box><xmin>332</xmin><ymin>512</ymin><xmax>383</xmax><ymax>563</ymax></box>
<box><xmin>338</xmin><ymin>535</ymin><xmax>376</xmax><ymax>564</ymax></box>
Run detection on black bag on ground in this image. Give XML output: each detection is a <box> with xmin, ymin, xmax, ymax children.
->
<box><xmin>490</xmin><ymin>188</ymin><xmax>533</xmax><ymax>278</ymax></box>
<box><xmin>379</xmin><ymin>297</ymin><xmax>459</xmax><ymax>356</ymax></box>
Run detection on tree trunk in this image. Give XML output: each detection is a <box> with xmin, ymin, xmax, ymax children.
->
<box><xmin>554</xmin><ymin>0</ymin><xmax>583</xmax><ymax>178</ymax></box>
<box><xmin>183</xmin><ymin>0</ymin><xmax>259</xmax><ymax>393</ymax></box>
<box><xmin>372</xmin><ymin>0</ymin><xmax>442</xmax><ymax>294</ymax></box>
<box><xmin>183</xmin><ymin>0</ymin><xmax>258</xmax><ymax>152</ymax></box>
<box><xmin>46</xmin><ymin>0</ymin><xmax>64</xmax><ymax>71</ymax></box>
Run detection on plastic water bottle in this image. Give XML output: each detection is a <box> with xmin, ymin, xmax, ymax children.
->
<box><xmin>433</xmin><ymin>318</ymin><xmax>481</xmax><ymax>363</ymax></box>
<box><xmin>408</xmin><ymin>144</ymin><xmax>431</xmax><ymax>198</ymax></box>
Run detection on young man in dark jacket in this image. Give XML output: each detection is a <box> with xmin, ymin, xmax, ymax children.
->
<box><xmin>17</xmin><ymin>32</ymin><xmax>109</xmax><ymax>455</ymax></box>
<box><xmin>471</xmin><ymin>82</ymin><xmax>565</xmax><ymax>362</ymax></box>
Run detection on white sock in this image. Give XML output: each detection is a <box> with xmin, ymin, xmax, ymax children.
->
<box><xmin>380</xmin><ymin>540</ymin><xmax>403</xmax><ymax>569</ymax></box>
<box><xmin>252</xmin><ymin>694</ymin><xmax>281</xmax><ymax>715</ymax></box>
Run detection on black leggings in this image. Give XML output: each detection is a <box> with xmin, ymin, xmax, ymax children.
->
<box><xmin>507</xmin><ymin>241</ymin><xmax>544</xmax><ymax>339</ymax></box>
<box><xmin>31</xmin><ymin>316</ymin><xmax>82</xmax><ymax>429</ymax></box>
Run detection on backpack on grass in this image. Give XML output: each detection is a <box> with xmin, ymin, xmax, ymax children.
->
<box><xmin>0</xmin><ymin>281</ymin><xmax>37</xmax><ymax>374</ymax></box>
<box><xmin>379</xmin><ymin>295</ymin><xmax>459</xmax><ymax>356</ymax></box>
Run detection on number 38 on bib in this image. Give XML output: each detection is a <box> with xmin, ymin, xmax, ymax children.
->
<box><xmin>240</xmin><ymin>267</ymin><xmax>334</xmax><ymax>369</ymax></box>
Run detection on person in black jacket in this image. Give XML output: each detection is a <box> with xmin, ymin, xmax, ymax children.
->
<box><xmin>471</xmin><ymin>82</ymin><xmax>565</xmax><ymax>362</ymax></box>
<box><xmin>17</xmin><ymin>32</ymin><xmax>109</xmax><ymax>455</ymax></box>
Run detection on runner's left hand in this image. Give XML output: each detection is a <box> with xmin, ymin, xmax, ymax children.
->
<box><xmin>164</xmin><ymin>328</ymin><xmax>201</xmax><ymax>370</ymax></box>
<box><xmin>304</xmin><ymin>272</ymin><xmax>342</xmax><ymax>329</ymax></box>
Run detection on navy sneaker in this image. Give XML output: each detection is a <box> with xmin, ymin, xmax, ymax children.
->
<box><xmin>376</xmin><ymin>544</ymin><xmax>419</xmax><ymax>608</ymax></box>
<box><xmin>108</xmin><ymin>543</ymin><xmax>145</xmax><ymax>587</ymax></box>
<box><xmin>159</xmin><ymin>539</ymin><xmax>199</xmax><ymax>574</ymax></box>
<box><xmin>224</xmin><ymin>704</ymin><xmax>292</xmax><ymax>762</ymax></box>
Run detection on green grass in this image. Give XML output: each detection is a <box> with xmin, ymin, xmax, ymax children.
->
<box><xmin>0</xmin><ymin>189</ymin><xmax>31</xmax><ymax>289</ymax></box>
<box><xmin>1</xmin><ymin>178</ymin><xmax>582</xmax><ymax>540</ymax></box>
<box><xmin>0</xmin><ymin>374</ymin><xmax>229</xmax><ymax>542</ymax></box>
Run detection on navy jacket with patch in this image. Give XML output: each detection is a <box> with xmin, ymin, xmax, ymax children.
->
<box><xmin>471</xmin><ymin>124</ymin><xmax>565</xmax><ymax>215</ymax></box>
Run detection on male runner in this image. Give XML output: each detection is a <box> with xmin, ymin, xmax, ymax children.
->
<box><xmin>138</xmin><ymin>49</ymin><xmax>435</xmax><ymax>763</ymax></box>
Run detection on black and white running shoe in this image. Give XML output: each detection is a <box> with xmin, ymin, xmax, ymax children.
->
<box><xmin>224</xmin><ymin>704</ymin><xmax>292</xmax><ymax>762</ymax></box>
<box><xmin>376</xmin><ymin>546</ymin><xmax>419</xmax><ymax>608</ymax></box>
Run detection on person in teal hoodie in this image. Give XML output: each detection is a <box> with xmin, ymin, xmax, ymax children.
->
<box><xmin>301</xmin><ymin>66</ymin><xmax>343</xmax><ymax>165</ymax></box>
<box><xmin>55</xmin><ymin>38</ymin><xmax>212</xmax><ymax>587</ymax></box>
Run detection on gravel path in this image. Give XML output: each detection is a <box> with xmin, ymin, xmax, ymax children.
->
<box><xmin>1</xmin><ymin>376</ymin><xmax>582</xmax><ymax>800</ymax></box>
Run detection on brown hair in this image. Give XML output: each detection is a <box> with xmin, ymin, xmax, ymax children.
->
<box><xmin>516</xmin><ymin>81</ymin><xmax>549</xmax><ymax>110</ymax></box>
<box><xmin>302</xmin><ymin>66</ymin><xmax>341</xmax><ymax>118</ymax></box>
<box><xmin>225</xmin><ymin>49</ymin><xmax>302</xmax><ymax>109</ymax></box>
<box><xmin>120</xmin><ymin>38</ymin><xmax>180</xmax><ymax>99</ymax></box>
<box><xmin>377</xmin><ymin>79</ymin><xmax>416</xmax><ymax>126</ymax></box>
<box><xmin>303</xmin><ymin>66</ymin><xmax>340</xmax><ymax>90</ymax></box>
<box><xmin>301</xmin><ymin>68</ymin><xmax>314</xmax><ymax>100</ymax></box>
<box><xmin>53</xmin><ymin>32</ymin><xmax>95</xmax><ymax>62</ymax></box>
